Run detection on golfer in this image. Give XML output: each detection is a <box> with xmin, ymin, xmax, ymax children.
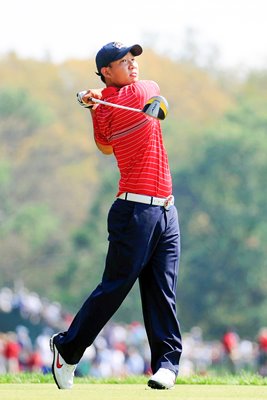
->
<box><xmin>50</xmin><ymin>41</ymin><xmax>182</xmax><ymax>390</ymax></box>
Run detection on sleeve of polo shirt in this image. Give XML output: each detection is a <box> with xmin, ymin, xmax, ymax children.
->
<box><xmin>133</xmin><ymin>80</ymin><xmax>160</xmax><ymax>106</ymax></box>
<box><xmin>91</xmin><ymin>110</ymin><xmax>110</xmax><ymax>146</ymax></box>
<box><xmin>120</xmin><ymin>80</ymin><xmax>160</xmax><ymax>110</ymax></box>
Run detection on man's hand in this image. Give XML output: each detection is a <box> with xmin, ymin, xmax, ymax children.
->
<box><xmin>77</xmin><ymin>89</ymin><xmax>103</xmax><ymax>109</ymax></box>
<box><xmin>77</xmin><ymin>90</ymin><xmax>91</xmax><ymax>108</ymax></box>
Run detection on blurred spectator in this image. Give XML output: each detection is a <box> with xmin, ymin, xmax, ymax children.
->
<box><xmin>17</xmin><ymin>290</ymin><xmax>43</xmax><ymax>324</ymax></box>
<box><xmin>42</xmin><ymin>300</ymin><xmax>63</xmax><ymax>328</ymax></box>
<box><xmin>221</xmin><ymin>329</ymin><xmax>240</xmax><ymax>373</ymax></box>
<box><xmin>0</xmin><ymin>334</ymin><xmax>7</xmax><ymax>374</ymax></box>
<box><xmin>125</xmin><ymin>347</ymin><xmax>145</xmax><ymax>375</ymax></box>
<box><xmin>4</xmin><ymin>332</ymin><xmax>20</xmax><ymax>373</ymax></box>
<box><xmin>35</xmin><ymin>328</ymin><xmax>53</xmax><ymax>373</ymax></box>
<box><xmin>0</xmin><ymin>288</ymin><xmax>13</xmax><ymax>313</ymax></box>
<box><xmin>16</xmin><ymin>326</ymin><xmax>33</xmax><ymax>370</ymax></box>
<box><xmin>27</xmin><ymin>346</ymin><xmax>43</xmax><ymax>372</ymax></box>
<box><xmin>257</xmin><ymin>328</ymin><xmax>267</xmax><ymax>377</ymax></box>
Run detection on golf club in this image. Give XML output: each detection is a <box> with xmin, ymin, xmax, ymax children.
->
<box><xmin>77</xmin><ymin>91</ymin><xmax>168</xmax><ymax>120</ymax></box>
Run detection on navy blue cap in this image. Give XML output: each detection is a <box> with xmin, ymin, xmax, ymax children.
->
<box><xmin>95</xmin><ymin>42</ymin><xmax>143</xmax><ymax>75</ymax></box>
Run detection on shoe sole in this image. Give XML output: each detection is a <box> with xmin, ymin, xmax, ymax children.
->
<box><xmin>148</xmin><ymin>379</ymin><xmax>173</xmax><ymax>390</ymax></box>
<box><xmin>50</xmin><ymin>335</ymin><xmax>61</xmax><ymax>390</ymax></box>
<box><xmin>148</xmin><ymin>379</ymin><xmax>165</xmax><ymax>389</ymax></box>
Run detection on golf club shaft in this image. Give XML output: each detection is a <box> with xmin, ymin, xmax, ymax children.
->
<box><xmin>89</xmin><ymin>97</ymin><xmax>142</xmax><ymax>113</ymax></box>
<box><xmin>77</xmin><ymin>91</ymin><xmax>167</xmax><ymax>120</ymax></box>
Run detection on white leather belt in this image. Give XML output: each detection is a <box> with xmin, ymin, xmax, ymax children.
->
<box><xmin>117</xmin><ymin>192</ymin><xmax>174</xmax><ymax>210</ymax></box>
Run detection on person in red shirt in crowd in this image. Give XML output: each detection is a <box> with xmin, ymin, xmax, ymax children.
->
<box><xmin>27</xmin><ymin>348</ymin><xmax>43</xmax><ymax>372</ymax></box>
<box><xmin>222</xmin><ymin>329</ymin><xmax>239</xmax><ymax>373</ymax></box>
<box><xmin>50</xmin><ymin>41</ymin><xmax>182</xmax><ymax>390</ymax></box>
<box><xmin>4</xmin><ymin>332</ymin><xmax>20</xmax><ymax>373</ymax></box>
<box><xmin>257</xmin><ymin>328</ymin><xmax>267</xmax><ymax>376</ymax></box>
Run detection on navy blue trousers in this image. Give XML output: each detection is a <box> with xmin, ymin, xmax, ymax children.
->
<box><xmin>56</xmin><ymin>199</ymin><xmax>182</xmax><ymax>375</ymax></box>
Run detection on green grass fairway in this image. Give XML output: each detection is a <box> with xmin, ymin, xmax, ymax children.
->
<box><xmin>1</xmin><ymin>384</ymin><xmax>267</xmax><ymax>400</ymax></box>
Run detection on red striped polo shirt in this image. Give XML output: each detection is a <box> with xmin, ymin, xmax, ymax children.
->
<box><xmin>92</xmin><ymin>80</ymin><xmax>172</xmax><ymax>198</ymax></box>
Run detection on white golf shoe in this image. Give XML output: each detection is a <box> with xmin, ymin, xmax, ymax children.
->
<box><xmin>148</xmin><ymin>367</ymin><xmax>176</xmax><ymax>389</ymax></box>
<box><xmin>50</xmin><ymin>334</ymin><xmax>77</xmax><ymax>389</ymax></box>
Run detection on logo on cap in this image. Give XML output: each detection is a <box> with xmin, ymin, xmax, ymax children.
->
<box><xmin>112</xmin><ymin>42</ymin><xmax>126</xmax><ymax>49</ymax></box>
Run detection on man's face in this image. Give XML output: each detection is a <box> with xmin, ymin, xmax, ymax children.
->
<box><xmin>102</xmin><ymin>52</ymin><xmax>139</xmax><ymax>87</ymax></box>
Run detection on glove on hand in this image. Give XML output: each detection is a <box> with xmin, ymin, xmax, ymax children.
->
<box><xmin>77</xmin><ymin>91</ymin><xmax>93</xmax><ymax>109</ymax></box>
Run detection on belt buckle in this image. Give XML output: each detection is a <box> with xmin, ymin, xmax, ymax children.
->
<box><xmin>164</xmin><ymin>195</ymin><xmax>174</xmax><ymax>210</ymax></box>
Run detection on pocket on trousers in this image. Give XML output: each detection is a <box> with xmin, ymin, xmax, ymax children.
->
<box><xmin>107</xmin><ymin>200</ymin><xmax>136</xmax><ymax>242</ymax></box>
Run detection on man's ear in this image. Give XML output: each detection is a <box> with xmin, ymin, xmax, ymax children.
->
<box><xmin>101</xmin><ymin>66</ymin><xmax>111</xmax><ymax>80</ymax></box>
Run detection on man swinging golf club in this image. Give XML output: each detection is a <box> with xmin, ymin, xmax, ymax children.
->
<box><xmin>50</xmin><ymin>41</ymin><xmax>182</xmax><ymax>390</ymax></box>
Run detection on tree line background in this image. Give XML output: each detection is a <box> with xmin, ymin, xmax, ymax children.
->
<box><xmin>0</xmin><ymin>47</ymin><xmax>266</xmax><ymax>339</ymax></box>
